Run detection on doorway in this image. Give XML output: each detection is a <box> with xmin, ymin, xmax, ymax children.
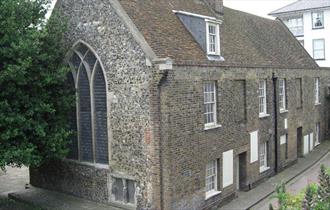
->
<box><xmin>237</xmin><ymin>152</ymin><xmax>247</xmax><ymax>191</ymax></box>
<box><xmin>297</xmin><ymin>127</ymin><xmax>303</xmax><ymax>157</ymax></box>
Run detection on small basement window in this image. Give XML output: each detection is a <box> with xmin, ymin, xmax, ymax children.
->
<box><xmin>206</xmin><ymin>21</ymin><xmax>220</xmax><ymax>55</ymax></box>
<box><xmin>111</xmin><ymin>178</ymin><xmax>136</xmax><ymax>204</ymax></box>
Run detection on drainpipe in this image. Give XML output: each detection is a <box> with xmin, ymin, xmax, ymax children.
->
<box><xmin>153</xmin><ymin>58</ymin><xmax>172</xmax><ymax>210</ymax></box>
<box><xmin>272</xmin><ymin>72</ymin><xmax>279</xmax><ymax>173</ymax></box>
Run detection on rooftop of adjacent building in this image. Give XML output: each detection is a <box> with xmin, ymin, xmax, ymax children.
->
<box><xmin>118</xmin><ymin>0</ymin><xmax>318</xmax><ymax>69</ymax></box>
<box><xmin>270</xmin><ymin>0</ymin><xmax>330</xmax><ymax>15</ymax></box>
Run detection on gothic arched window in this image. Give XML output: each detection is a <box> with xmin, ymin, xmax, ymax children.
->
<box><xmin>67</xmin><ymin>41</ymin><xmax>109</xmax><ymax>164</ymax></box>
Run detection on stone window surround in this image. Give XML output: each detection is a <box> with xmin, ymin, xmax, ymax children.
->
<box><xmin>67</xmin><ymin>40</ymin><xmax>110</xmax><ymax>165</ymax></box>
<box><xmin>107</xmin><ymin>173</ymin><xmax>137</xmax><ymax>209</ymax></box>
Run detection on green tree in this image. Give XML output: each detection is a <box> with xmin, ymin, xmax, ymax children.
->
<box><xmin>303</xmin><ymin>184</ymin><xmax>318</xmax><ymax>210</ymax></box>
<box><xmin>318</xmin><ymin>164</ymin><xmax>330</xmax><ymax>202</ymax></box>
<box><xmin>0</xmin><ymin>0</ymin><xmax>74</xmax><ymax>170</ymax></box>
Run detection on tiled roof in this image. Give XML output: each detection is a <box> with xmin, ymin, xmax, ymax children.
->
<box><xmin>270</xmin><ymin>0</ymin><xmax>330</xmax><ymax>15</ymax></box>
<box><xmin>119</xmin><ymin>0</ymin><xmax>318</xmax><ymax>69</ymax></box>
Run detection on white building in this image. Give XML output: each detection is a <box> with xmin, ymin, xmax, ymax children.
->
<box><xmin>270</xmin><ymin>0</ymin><xmax>330</xmax><ymax>67</ymax></box>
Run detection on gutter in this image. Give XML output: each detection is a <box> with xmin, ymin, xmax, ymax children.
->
<box><xmin>269</xmin><ymin>6</ymin><xmax>330</xmax><ymax>17</ymax></box>
<box><xmin>153</xmin><ymin>58</ymin><xmax>173</xmax><ymax>210</ymax></box>
<box><xmin>272</xmin><ymin>72</ymin><xmax>279</xmax><ymax>173</ymax></box>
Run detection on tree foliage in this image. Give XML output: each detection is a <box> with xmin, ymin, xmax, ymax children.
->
<box><xmin>0</xmin><ymin>0</ymin><xmax>74</xmax><ymax>170</ymax></box>
<box><xmin>270</xmin><ymin>165</ymin><xmax>330</xmax><ymax>210</ymax></box>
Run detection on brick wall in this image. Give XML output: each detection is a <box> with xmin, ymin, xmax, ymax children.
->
<box><xmin>158</xmin><ymin>65</ymin><xmax>330</xmax><ymax>209</ymax></box>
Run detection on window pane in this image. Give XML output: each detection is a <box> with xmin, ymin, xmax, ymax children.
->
<box><xmin>112</xmin><ymin>178</ymin><xmax>124</xmax><ymax>202</ymax></box>
<box><xmin>314</xmin><ymin>40</ymin><xmax>324</xmax><ymax>49</ymax></box>
<box><xmin>205</xmin><ymin>160</ymin><xmax>217</xmax><ymax>192</ymax></box>
<box><xmin>126</xmin><ymin>180</ymin><xmax>135</xmax><ymax>204</ymax></box>
<box><xmin>203</xmin><ymin>82</ymin><xmax>217</xmax><ymax>125</ymax></box>
<box><xmin>313</xmin><ymin>12</ymin><xmax>324</xmax><ymax>28</ymax></box>
<box><xmin>259</xmin><ymin>80</ymin><xmax>266</xmax><ymax>114</ymax></box>
<box><xmin>314</xmin><ymin>50</ymin><xmax>324</xmax><ymax>59</ymax></box>
<box><xmin>209</xmin><ymin>25</ymin><xmax>216</xmax><ymax>34</ymax></box>
<box><xmin>260</xmin><ymin>143</ymin><xmax>267</xmax><ymax>168</ymax></box>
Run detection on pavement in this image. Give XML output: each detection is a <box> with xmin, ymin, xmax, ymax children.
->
<box><xmin>9</xmin><ymin>188</ymin><xmax>122</xmax><ymax>210</ymax></box>
<box><xmin>0</xmin><ymin>167</ymin><xmax>122</xmax><ymax>210</ymax></box>
<box><xmin>220</xmin><ymin>140</ymin><xmax>330</xmax><ymax>210</ymax></box>
<box><xmin>0</xmin><ymin>167</ymin><xmax>29</xmax><ymax>199</ymax></box>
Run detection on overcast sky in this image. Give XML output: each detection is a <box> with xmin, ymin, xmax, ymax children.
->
<box><xmin>48</xmin><ymin>0</ymin><xmax>297</xmax><ymax>19</ymax></box>
<box><xmin>224</xmin><ymin>0</ymin><xmax>297</xmax><ymax>19</ymax></box>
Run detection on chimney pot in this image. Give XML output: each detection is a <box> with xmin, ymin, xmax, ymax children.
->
<box><xmin>205</xmin><ymin>0</ymin><xmax>224</xmax><ymax>15</ymax></box>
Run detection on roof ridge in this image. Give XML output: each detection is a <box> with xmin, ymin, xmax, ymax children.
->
<box><xmin>224</xmin><ymin>6</ymin><xmax>275</xmax><ymax>23</ymax></box>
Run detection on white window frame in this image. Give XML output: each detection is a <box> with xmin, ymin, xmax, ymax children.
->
<box><xmin>313</xmin><ymin>39</ymin><xmax>325</xmax><ymax>60</ymax></box>
<box><xmin>259</xmin><ymin>80</ymin><xmax>268</xmax><ymax>117</ymax></box>
<box><xmin>206</xmin><ymin>21</ymin><xmax>220</xmax><ymax>55</ymax></box>
<box><xmin>203</xmin><ymin>81</ymin><xmax>219</xmax><ymax>129</ymax></box>
<box><xmin>259</xmin><ymin>142</ymin><xmax>269</xmax><ymax>172</ymax></box>
<box><xmin>284</xmin><ymin>16</ymin><xmax>304</xmax><ymax>36</ymax></box>
<box><xmin>315</xmin><ymin>77</ymin><xmax>320</xmax><ymax>104</ymax></box>
<box><xmin>312</xmin><ymin>11</ymin><xmax>324</xmax><ymax>29</ymax></box>
<box><xmin>205</xmin><ymin>160</ymin><xmax>220</xmax><ymax>199</ymax></box>
<box><xmin>315</xmin><ymin>123</ymin><xmax>320</xmax><ymax>146</ymax></box>
<box><xmin>279</xmin><ymin>79</ymin><xmax>287</xmax><ymax>111</ymax></box>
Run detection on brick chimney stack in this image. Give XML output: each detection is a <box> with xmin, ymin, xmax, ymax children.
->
<box><xmin>205</xmin><ymin>0</ymin><xmax>224</xmax><ymax>15</ymax></box>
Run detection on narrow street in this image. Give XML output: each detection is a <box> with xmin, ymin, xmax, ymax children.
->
<box><xmin>252</xmin><ymin>152</ymin><xmax>330</xmax><ymax>210</ymax></box>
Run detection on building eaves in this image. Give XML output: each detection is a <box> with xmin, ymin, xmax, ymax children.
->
<box><xmin>270</xmin><ymin>0</ymin><xmax>330</xmax><ymax>16</ymax></box>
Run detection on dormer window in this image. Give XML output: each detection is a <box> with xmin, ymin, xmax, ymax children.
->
<box><xmin>206</xmin><ymin>21</ymin><xmax>220</xmax><ymax>55</ymax></box>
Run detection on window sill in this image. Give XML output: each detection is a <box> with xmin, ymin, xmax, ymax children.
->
<box><xmin>312</xmin><ymin>27</ymin><xmax>324</xmax><ymax>30</ymax></box>
<box><xmin>205</xmin><ymin>190</ymin><xmax>222</xmax><ymax>200</ymax></box>
<box><xmin>260</xmin><ymin>166</ymin><xmax>270</xmax><ymax>173</ymax></box>
<box><xmin>280</xmin><ymin>109</ymin><xmax>288</xmax><ymax>114</ymax></box>
<box><xmin>314</xmin><ymin>58</ymin><xmax>325</xmax><ymax>61</ymax></box>
<box><xmin>315</xmin><ymin>102</ymin><xmax>321</xmax><ymax>106</ymax></box>
<box><xmin>259</xmin><ymin>113</ymin><xmax>270</xmax><ymax>118</ymax></box>
<box><xmin>110</xmin><ymin>200</ymin><xmax>136</xmax><ymax>210</ymax></box>
<box><xmin>207</xmin><ymin>52</ymin><xmax>220</xmax><ymax>56</ymax></box>
<box><xmin>64</xmin><ymin>159</ymin><xmax>109</xmax><ymax>169</ymax></box>
<box><xmin>204</xmin><ymin>124</ymin><xmax>222</xmax><ymax>131</ymax></box>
